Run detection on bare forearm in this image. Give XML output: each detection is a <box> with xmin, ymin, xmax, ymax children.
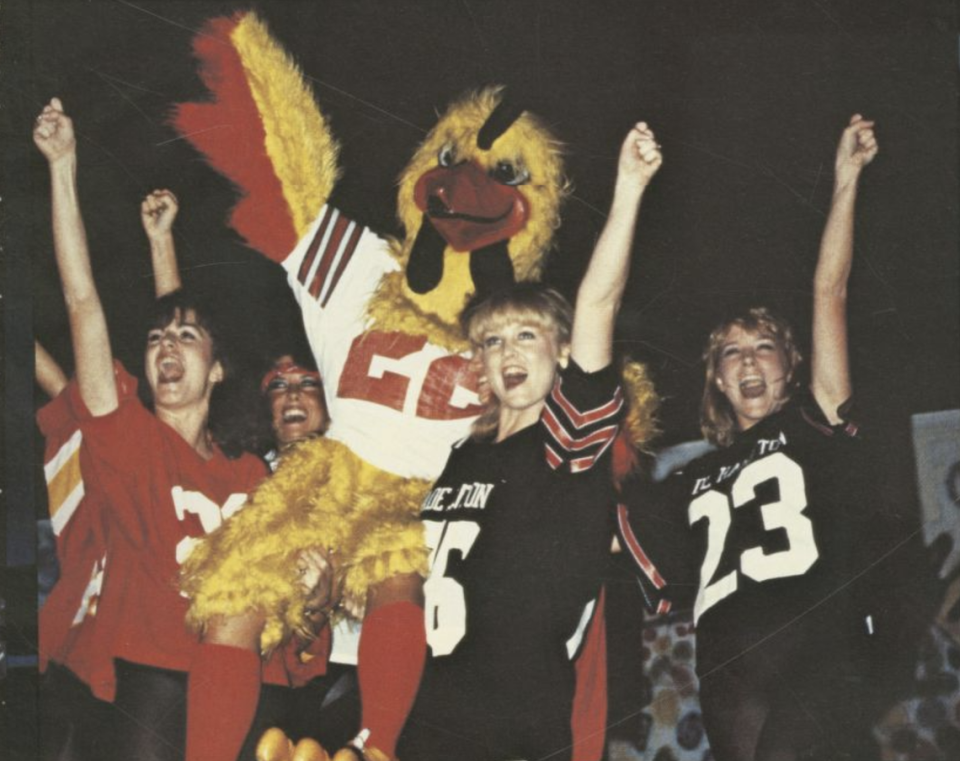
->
<box><xmin>49</xmin><ymin>159</ymin><xmax>117</xmax><ymax>414</ymax></box>
<box><xmin>578</xmin><ymin>179</ymin><xmax>645</xmax><ymax>313</ymax></box>
<box><xmin>35</xmin><ymin>341</ymin><xmax>68</xmax><ymax>398</ymax></box>
<box><xmin>813</xmin><ymin>179</ymin><xmax>859</xmax><ymax>300</ymax></box>
<box><xmin>149</xmin><ymin>234</ymin><xmax>182</xmax><ymax>298</ymax></box>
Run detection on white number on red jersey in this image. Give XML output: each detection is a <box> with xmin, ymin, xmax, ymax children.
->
<box><xmin>173</xmin><ymin>487</ymin><xmax>248</xmax><ymax>565</ymax></box>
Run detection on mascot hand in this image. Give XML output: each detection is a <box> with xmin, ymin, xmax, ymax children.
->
<box><xmin>298</xmin><ymin>547</ymin><xmax>343</xmax><ymax>626</ymax></box>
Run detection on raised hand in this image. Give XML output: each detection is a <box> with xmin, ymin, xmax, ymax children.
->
<box><xmin>835</xmin><ymin>114</ymin><xmax>878</xmax><ymax>188</ymax></box>
<box><xmin>141</xmin><ymin>189</ymin><xmax>180</xmax><ymax>240</ymax></box>
<box><xmin>33</xmin><ymin>98</ymin><xmax>76</xmax><ymax>166</ymax></box>
<box><xmin>618</xmin><ymin>121</ymin><xmax>664</xmax><ymax>191</ymax></box>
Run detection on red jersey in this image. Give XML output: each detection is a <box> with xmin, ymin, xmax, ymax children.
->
<box><xmin>37</xmin><ymin>382</ymin><xmax>107</xmax><ymax>682</ymax></box>
<box><xmin>60</xmin><ymin>363</ymin><xmax>272</xmax><ymax>700</ymax></box>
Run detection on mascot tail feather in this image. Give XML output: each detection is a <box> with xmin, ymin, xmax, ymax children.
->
<box><xmin>612</xmin><ymin>359</ymin><xmax>660</xmax><ymax>487</ymax></box>
<box><xmin>172</xmin><ymin>12</ymin><xmax>340</xmax><ymax>262</ymax></box>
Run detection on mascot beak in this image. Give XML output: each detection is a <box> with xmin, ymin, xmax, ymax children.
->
<box><xmin>413</xmin><ymin>162</ymin><xmax>529</xmax><ymax>252</ymax></box>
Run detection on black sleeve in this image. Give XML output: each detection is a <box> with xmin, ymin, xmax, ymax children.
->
<box><xmin>541</xmin><ymin>360</ymin><xmax>623</xmax><ymax>474</ymax></box>
<box><xmin>617</xmin><ymin>473</ymin><xmax>700</xmax><ymax>616</ymax></box>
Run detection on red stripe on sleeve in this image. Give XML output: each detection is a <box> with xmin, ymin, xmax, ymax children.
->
<box><xmin>544</xmin><ymin>443</ymin><xmax>563</xmax><ymax>470</ymax></box>
<box><xmin>308</xmin><ymin>213</ymin><xmax>351</xmax><ymax>300</ymax></box>
<box><xmin>297</xmin><ymin>206</ymin><xmax>333</xmax><ymax>286</ymax></box>
<box><xmin>551</xmin><ymin>381</ymin><xmax>623</xmax><ymax>430</ymax></box>
<box><xmin>321</xmin><ymin>220</ymin><xmax>364</xmax><ymax>308</ymax></box>
<box><xmin>543</xmin><ymin>408</ymin><xmax>618</xmax><ymax>453</ymax></box>
<box><xmin>617</xmin><ymin>504</ymin><xmax>666</xmax><ymax>589</ymax></box>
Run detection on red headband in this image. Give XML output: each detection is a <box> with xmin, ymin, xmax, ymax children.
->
<box><xmin>260</xmin><ymin>362</ymin><xmax>321</xmax><ymax>393</ymax></box>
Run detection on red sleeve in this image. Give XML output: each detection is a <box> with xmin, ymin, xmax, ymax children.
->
<box><xmin>68</xmin><ymin>362</ymin><xmax>152</xmax><ymax>476</ymax></box>
<box><xmin>37</xmin><ymin>381</ymin><xmax>89</xmax><ymax>552</ymax></box>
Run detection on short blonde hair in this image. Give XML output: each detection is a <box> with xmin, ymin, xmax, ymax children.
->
<box><xmin>700</xmin><ymin>307</ymin><xmax>803</xmax><ymax>448</ymax></box>
<box><xmin>461</xmin><ymin>284</ymin><xmax>572</xmax><ymax>440</ymax></box>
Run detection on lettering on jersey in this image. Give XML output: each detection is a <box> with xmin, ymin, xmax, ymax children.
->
<box><xmin>421</xmin><ymin>482</ymin><xmax>495</xmax><ymax>513</ymax></box>
<box><xmin>173</xmin><ymin>487</ymin><xmax>249</xmax><ymax>565</ymax></box>
<box><xmin>755</xmin><ymin>431</ymin><xmax>788</xmax><ymax>457</ymax></box>
<box><xmin>338</xmin><ymin>331</ymin><xmax>483</xmax><ymax>421</ymax></box>
<box><xmin>690</xmin><ymin>431</ymin><xmax>790</xmax><ymax>497</ymax></box>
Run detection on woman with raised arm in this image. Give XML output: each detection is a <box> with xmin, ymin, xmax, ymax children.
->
<box><xmin>395</xmin><ymin>123</ymin><xmax>662</xmax><ymax>761</ymax></box>
<box><xmin>35</xmin><ymin>187</ymin><xmax>182</xmax><ymax>761</ymax></box>
<box><xmin>619</xmin><ymin>116</ymin><xmax>882</xmax><ymax>760</ymax></box>
<box><xmin>33</xmin><ymin>97</ymin><xmax>275</xmax><ymax>761</ymax></box>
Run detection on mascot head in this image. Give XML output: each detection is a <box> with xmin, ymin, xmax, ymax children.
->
<box><xmin>383</xmin><ymin>87</ymin><xmax>569</xmax><ymax>342</ymax></box>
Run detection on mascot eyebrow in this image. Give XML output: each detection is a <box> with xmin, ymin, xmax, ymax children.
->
<box><xmin>477</xmin><ymin>96</ymin><xmax>526</xmax><ymax>150</ymax></box>
<box><xmin>408</xmin><ymin>91</ymin><xmax>528</xmax><ymax>300</ymax></box>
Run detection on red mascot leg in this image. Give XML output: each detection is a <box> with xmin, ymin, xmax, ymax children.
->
<box><xmin>186</xmin><ymin>643</ymin><xmax>261</xmax><ymax>761</ymax></box>
<box><xmin>356</xmin><ymin>601</ymin><xmax>426</xmax><ymax>758</ymax></box>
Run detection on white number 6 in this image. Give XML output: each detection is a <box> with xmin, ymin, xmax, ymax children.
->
<box><xmin>423</xmin><ymin>520</ymin><xmax>481</xmax><ymax>656</ymax></box>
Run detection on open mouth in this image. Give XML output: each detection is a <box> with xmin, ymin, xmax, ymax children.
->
<box><xmin>158</xmin><ymin>356</ymin><xmax>184</xmax><ymax>384</ymax></box>
<box><xmin>425</xmin><ymin>196</ymin><xmax>514</xmax><ymax>225</ymax></box>
<box><xmin>739</xmin><ymin>376</ymin><xmax>766</xmax><ymax>399</ymax></box>
<box><xmin>282</xmin><ymin>409</ymin><xmax>308</xmax><ymax>424</ymax></box>
<box><xmin>503</xmin><ymin>369</ymin><xmax>528</xmax><ymax>390</ymax></box>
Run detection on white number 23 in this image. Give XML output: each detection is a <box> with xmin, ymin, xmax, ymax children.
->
<box><xmin>689</xmin><ymin>452</ymin><xmax>818</xmax><ymax>622</ymax></box>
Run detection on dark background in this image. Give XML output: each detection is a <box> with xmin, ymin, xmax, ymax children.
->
<box><xmin>1</xmin><ymin>0</ymin><xmax>957</xmax><ymax>755</ymax></box>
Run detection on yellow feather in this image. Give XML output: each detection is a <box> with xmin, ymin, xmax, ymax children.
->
<box><xmin>232</xmin><ymin>14</ymin><xmax>340</xmax><ymax>239</ymax></box>
<box><xmin>182</xmin><ymin>438</ymin><xmax>430</xmax><ymax>653</ymax></box>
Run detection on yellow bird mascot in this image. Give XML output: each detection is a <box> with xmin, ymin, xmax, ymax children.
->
<box><xmin>173</xmin><ymin>12</ymin><xmax>658</xmax><ymax>761</ymax></box>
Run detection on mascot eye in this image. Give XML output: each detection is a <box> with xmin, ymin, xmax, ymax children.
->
<box><xmin>438</xmin><ymin>144</ymin><xmax>457</xmax><ymax>167</ymax></box>
<box><xmin>491</xmin><ymin>161</ymin><xmax>530</xmax><ymax>186</ymax></box>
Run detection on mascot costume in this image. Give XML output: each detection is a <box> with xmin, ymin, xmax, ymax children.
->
<box><xmin>172</xmin><ymin>12</ymin><xmax>658</xmax><ymax>761</ymax></box>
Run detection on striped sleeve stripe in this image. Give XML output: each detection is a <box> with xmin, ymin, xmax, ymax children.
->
<box><xmin>308</xmin><ymin>213</ymin><xmax>353</xmax><ymax>300</ymax></box>
<box><xmin>44</xmin><ymin>429</ymin><xmax>82</xmax><ymax>482</ymax></box>
<box><xmin>45</xmin><ymin>430</ymin><xmax>86</xmax><ymax>535</ymax></box>
<box><xmin>568</xmin><ymin>432</ymin><xmax>617</xmax><ymax>473</ymax></box>
<box><xmin>617</xmin><ymin>503</ymin><xmax>666</xmax><ymax>590</ymax></box>
<box><xmin>656</xmin><ymin>599</ymin><xmax>672</xmax><ymax>615</ymax></box>
<box><xmin>550</xmin><ymin>380</ymin><xmax>623</xmax><ymax>430</ymax></box>
<box><xmin>544</xmin><ymin>442</ymin><xmax>563</xmax><ymax>470</ymax></box>
<box><xmin>51</xmin><ymin>481</ymin><xmax>86</xmax><ymax>536</ymax></box>
<box><xmin>297</xmin><ymin>206</ymin><xmax>334</xmax><ymax>286</ymax></box>
<box><xmin>543</xmin><ymin>407</ymin><xmax>618</xmax><ymax>453</ymax></box>
<box><xmin>320</xmin><ymin>221</ymin><xmax>364</xmax><ymax>307</ymax></box>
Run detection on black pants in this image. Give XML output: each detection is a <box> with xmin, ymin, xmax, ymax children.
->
<box><xmin>698</xmin><ymin>615</ymin><xmax>884</xmax><ymax>761</ymax></box>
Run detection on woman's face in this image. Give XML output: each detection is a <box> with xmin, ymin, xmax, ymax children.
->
<box><xmin>145</xmin><ymin>308</ymin><xmax>223</xmax><ymax>411</ymax></box>
<box><xmin>265</xmin><ymin>356</ymin><xmax>328</xmax><ymax>445</ymax></box>
<box><xmin>714</xmin><ymin>324</ymin><xmax>790</xmax><ymax>431</ymax></box>
<box><xmin>479</xmin><ymin>317</ymin><xmax>568</xmax><ymax>428</ymax></box>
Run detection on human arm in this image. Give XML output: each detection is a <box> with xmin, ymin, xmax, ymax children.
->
<box><xmin>810</xmin><ymin>115</ymin><xmax>878</xmax><ymax>422</ymax></box>
<box><xmin>35</xmin><ymin>340</ymin><xmax>68</xmax><ymax>398</ymax></box>
<box><xmin>141</xmin><ymin>189</ymin><xmax>182</xmax><ymax>298</ymax></box>
<box><xmin>34</xmin><ymin>98</ymin><xmax>118</xmax><ymax>416</ymax></box>
<box><xmin>571</xmin><ymin>123</ymin><xmax>662</xmax><ymax>372</ymax></box>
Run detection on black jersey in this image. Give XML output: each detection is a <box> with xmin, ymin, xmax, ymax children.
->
<box><xmin>404</xmin><ymin>360</ymin><xmax>622</xmax><ymax>760</ymax></box>
<box><xmin>619</xmin><ymin>392</ymin><xmax>879</xmax><ymax>678</ymax></box>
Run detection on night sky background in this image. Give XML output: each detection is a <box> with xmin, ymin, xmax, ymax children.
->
<box><xmin>3</xmin><ymin>0</ymin><xmax>957</xmax><ymax>561</ymax></box>
<box><xmin>0</xmin><ymin>0</ymin><xmax>957</xmax><ymax>756</ymax></box>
